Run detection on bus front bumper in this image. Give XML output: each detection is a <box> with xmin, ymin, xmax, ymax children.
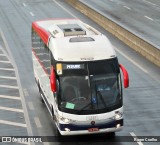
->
<box><xmin>60</xmin><ymin>126</ymin><xmax>123</xmax><ymax>136</ymax></box>
<box><xmin>58</xmin><ymin>119</ymin><xmax>123</xmax><ymax>136</ymax></box>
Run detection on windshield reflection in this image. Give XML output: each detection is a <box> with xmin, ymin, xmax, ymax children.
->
<box><xmin>59</xmin><ymin>73</ymin><xmax>121</xmax><ymax>113</ymax></box>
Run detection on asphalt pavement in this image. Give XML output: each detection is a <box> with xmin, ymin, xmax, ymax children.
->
<box><xmin>80</xmin><ymin>0</ymin><xmax>160</xmax><ymax>49</ymax></box>
<box><xmin>0</xmin><ymin>0</ymin><xmax>159</xmax><ymax>145</ymax></box>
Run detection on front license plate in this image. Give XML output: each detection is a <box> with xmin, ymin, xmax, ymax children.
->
<box><xmin>88</xmin><ymin>128</ymin><xmax>99</xmax><ymax>132</ymax></box>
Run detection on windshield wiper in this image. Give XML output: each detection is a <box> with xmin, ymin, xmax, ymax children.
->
<box><xmin>97</xmin><ymin>91</ymin><xmax>107</xmax><ymax>108</ymax></box>
<box><xmin>75</xmin><ymin>102</ymin><xmax>92</xmax><ymax>114</ymax></box>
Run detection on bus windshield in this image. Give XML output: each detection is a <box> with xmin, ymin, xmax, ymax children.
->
<box><xmin>57</xmin><ymin>58</ymin><xmax>122</xmax><ymax>114</ymax></box>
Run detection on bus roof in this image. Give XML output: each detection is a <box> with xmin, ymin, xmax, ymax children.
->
<box><xmin>32</xmin><ymin>19</ymin><xmax>117</xmax><ymax>62</ymax></box>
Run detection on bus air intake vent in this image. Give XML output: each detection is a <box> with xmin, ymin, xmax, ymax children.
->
<box><xmin>57</xmin><ymin>24</ymin><xmax>86</xmax><ymax>36</ymax></box>
<box><xmin>69</xmin><ymin>37</ymin><xmax>95</xmax><ymax>42</ymax></box>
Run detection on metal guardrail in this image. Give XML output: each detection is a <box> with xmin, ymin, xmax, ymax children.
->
<box><xmin>66</xmin><ymin>0</ymin><xmax>160</xmax><ymax>67</ymax></box>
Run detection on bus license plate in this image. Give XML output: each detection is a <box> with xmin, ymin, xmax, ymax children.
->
<box><xmin>88</xmin><ymin>128</ymin><xmax>99</xmax><ymax>132</ymax></box>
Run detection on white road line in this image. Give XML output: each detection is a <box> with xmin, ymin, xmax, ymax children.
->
<box><xmin>0</xmin><ymin>107</ymin><xmax>23</xmax><ymax>113</ymax></box>
<box><xmin>34</xmin><ymin>117</ymin><xmax>42</xmax><ymax>128</ymax></box>
<box><xmin>144</xmin><ymin>15</ymin><xmax>154</xmax><ymax>21</ymax></box>
<box><xmin>0</xmin><ymin>120</ymin><xmax>27</xmax><ymax>127</ymax></box>
<box><xmin>0</xmin><ymin>76</ymin><xmax>16</xmax><ymax>79</ymax></box>
<box><xmin>114</xmin><ymin>47</ymin><xmax>148</xmax><ymax>73</ymax></box>
<box><xmin>28</xmin><ymin>102</ymin><xmax>34</xmax><ymax>110</ymax></box>
<box><xmin>143</xmin><ymin>0</ymin><xmax>159</xmax><ymax>7</ymax></box>
<box><xmin>30</xmin><ymin>12</ymin><xmax>35</xmax><ymax>17</ymax></box>
<box><xmin>22</xmin><ymin>2</ymin><xmax>27</xmax><ymax>7</ymax></box>
<box><xmin>130</xmin><ymin>132</ymin><xmax>144</xmax><ymax>145</ymax></box>
<box><xmin>123</xmin><ymin>5</ymin><xmax>131</xmax><ymax>10</ymax></box>
<box><xmin>0</xmin><ymin>60</ymin><xmax>10</xmax><ymax>63</ymax></box>
<box><xmin>0</xmin><ymin>54</ymin><xmax>5</xmax><ymax>56</ymax></box>
<box><xmin>0</xmin><ymin>28</ymin><xmax>33</xmax><ymax>136</ymax></box>
<box><xmin>23</xmin><ymin>89</ymin><xmax>29</xmax><ymax>96</ymax></box>
<box><xmin>0</xmin><ymin>85</ymin><xmax>18</xmax><ymax>89</ymax></box>
<box><xmin>0</xmin><ymin>68</ymin><xmax>14</xmax><ymax>71</ymax></box>
<box><xmin>52</xmin><ymin>0</ymin><xmax>77</xmax><ymax>18</ymax></box>
<box><xmin>0</xmin><ymin>95</ymin><xmax>21</xmax><ymax>100</ymax></box>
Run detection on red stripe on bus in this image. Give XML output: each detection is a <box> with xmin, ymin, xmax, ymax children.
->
<box><xmin>32</xmin><ymin>48</ymin><xmax>49</xmax><ymax>76</ymax></box>
<box><xmin>32</xmin><ymin>22</ymin><xmax>50</xmax><ymax>45</ymax></box>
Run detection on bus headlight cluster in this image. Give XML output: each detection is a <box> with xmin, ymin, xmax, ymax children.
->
<box><xmin>59</xmin><ymin>117</ymin><xmax>70</xmax><ymax>123</ymax></box>
<box><xmin>59</xmin><ymin>116</ymin><xmax>75</xmax><ymax>123</ymax></box>
<box><xmin>115</xmin><ymin>112</ymin><xmax>123</xmax><ymax>120</ymax></box>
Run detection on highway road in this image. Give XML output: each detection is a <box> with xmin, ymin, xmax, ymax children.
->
<box><xmin>0</xmin><ymin>0</ymin><xmax>160</xmax><ymax>145</ymax></box>
<box><xmin>80</xmin><ymin>0</ymin><xmax>160</xmax><ymax>49</ymax></box>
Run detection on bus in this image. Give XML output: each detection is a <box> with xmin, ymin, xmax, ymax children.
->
<box><xmin>32</xmin><ymin>18</ymin><xmax>129</xmax><ymax>136</ymax></box>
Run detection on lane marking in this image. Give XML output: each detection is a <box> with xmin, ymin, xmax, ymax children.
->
<box><xmin>0</xmin><ymin>60</ymin><xmax>10</xmax><ymax>63</ymax></box>
<box><xmin>0</xmin><ymin>120</ymin><xmax>27</xmax><ymax>127</ymax></box>
<box><xmin>130</xmin><ymin>132</ymin><xmax>144</xmax><ymax>145</ymax></box>
<box><xmin>0</xmin><ymin>106</ymin><xmax>23</xmax><ymax>113</ymax></box>
<box><xmin>30</xmin><ymin>12</ymin><xmax>35</xmax><ymax>17</ymax></box>
<box><xmin>0</xmin><ymin>28</ymin><xmax>33</xmax><ymax>136</ymax></box>
<box><xmin>34</xmin><ymin>117</ymin><xmax>42</xmax><ymax>128</ymax></box>
<box><xmin>0</xmin><ymin>68</ymin><xmax>14</xmax><ymax>71</ymax></box>
<box><xmin>0</xmin><ymin>54</ymin><xmax>6</xmax><ymax>56</ymax></box>
<box><xmin>143</xmin><ymin>0</ymin><xmax>159</xmax><ymax>7</ymax></box>
<box><xmin>114</xmin><ymin>47</ymin><xmax>148</xmax><ymax>73</ymax></box>
<box><xmin>144</xmin><ymin>15</ymin><xmax>154</xmax><ymax>21</ymax></box>
<box><xmin>0</xmin><ymin>76</ymin><xmax>16</xmax><ymax>79</ymax></box>
<box><xmin>0</xmin><ymin>95</ymin><xmax>20</xmax><ymax>100</ymax></box>
<box><xmin>23</xmin><ymin>89</ymin><xmax>29</xmax><ymax>96</ymax></box>
<box><xmin>22</xmin><ymin>3</ymin><xmax>27</xmax><ymax>7</ymax></box>
<box><xmin>123</xmin><ymin>5</ymin><xmax>131</xmax><ymax>10</ymax></box>
<box><xmin>28</xmin><ymin>102</ymin><xmax>34</xmax><ymax>110</ymax></box>
<box><xmin>52</xmin><ymin>0</ymin><xmax>77</xmax><ymax>18</ymax></box>
<box><xmin>0</xmin><ymin>85</ymin><xmax>18</xmax><ymax>89</ymax></box>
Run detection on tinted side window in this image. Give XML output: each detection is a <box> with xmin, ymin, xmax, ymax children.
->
<box><xmin>32</xmin><ymin>29</ymin><xmax>51</xmax><ymax>75</ymax></box>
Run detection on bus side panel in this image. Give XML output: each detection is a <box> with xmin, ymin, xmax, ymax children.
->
<box><xmin>32</xmin><ymin>28</ymin><xmax>58</xmax><ymax>118</ymax></box>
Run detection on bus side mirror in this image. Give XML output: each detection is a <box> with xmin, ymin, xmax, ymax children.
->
<box><xmin>119</xmin><ymin>64</ymin><xmax>129</xmax><ymax>88</ymax></box>
<box><xmin>50</xmin><ymin>66</ymin><xmax>56</xmax><ymax>92</ymax></box>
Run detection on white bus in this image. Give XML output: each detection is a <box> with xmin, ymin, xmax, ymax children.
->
<box><xmin>32</xmin><ymin>18</ymin><xmax>129</xmax><ymax>136</ymax></box>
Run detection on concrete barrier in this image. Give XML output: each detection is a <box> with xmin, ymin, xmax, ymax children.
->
<box><xmin>66</xmin><ymin>0</ymin><xmax>160</xmax><ymax>67</ymax></box>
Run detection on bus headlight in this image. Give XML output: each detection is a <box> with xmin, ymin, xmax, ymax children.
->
<box><xmin>59</xmin><ymin>117</ymin><xmax>70</xmax><ymax>123</ymax></box>
<box><xmin>59</xmin><ymin>116</ymin><xmax>75</xmax><ymax>123</ymax></box>
<box><xmin>115</xmin><ymin>112</ymin><xmax>123</xmax><ymax>120</ymax></box>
